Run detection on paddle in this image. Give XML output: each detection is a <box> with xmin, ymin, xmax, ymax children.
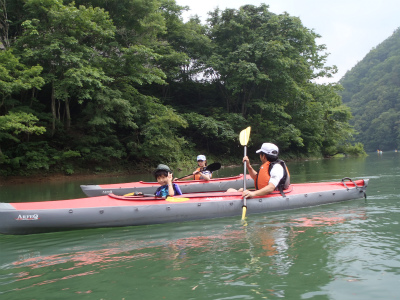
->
<box><xmin>123</xmin><ymin>192</ymin><xmax>158</xmax><ymax>197</ymax></box>
<box><xmin>175</xmin><ymin>162</ymin><xmax>221</xmax><ymax>181</ymax></box>
<box><xmin>111</xmin><ymin>193</ymin><xmax>190</xmax><ymax>202</ymax></box>
<box><xmin>113</xmin><ymin>193</ymin><xmax>165</xmax><ymax>200</ymax></box>
<box><xmin>240</xmin><ymin>126</ymin><xmax>251</xmax><ymax>220</ymax></box>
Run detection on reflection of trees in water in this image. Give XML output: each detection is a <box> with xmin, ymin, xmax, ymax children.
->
<box><xmin>152</xmin><ymin>207</ymin><xmax>367</xmax><ymax>299</ymax></box>
<box><xmin>240</xmin><ymin>207</ymin><xmax>367</xmax><ymax>298</ymax></box>
<box><xmin>0</xmin><ymin>207</ymin><xmax>366</xmax><ymax>298</ymax></box>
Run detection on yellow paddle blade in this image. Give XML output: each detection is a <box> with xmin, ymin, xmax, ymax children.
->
<box><xmin>124</xmin><ymin>192</ymin><xmax>136</xmax><ymax>196</ymax></box>
<box><xmin>166</xmin><ymin>197</ymin><xmax>190</xmax><ymax>202</ymax></box>
<box><xmin>239</xmin><ymin>127</ymin><xmax>251</xmax><ymax>146</ymax></box>
<box><xmin>241</xmin><ymin>206</ymin><xmax>247</xmax><ymax>220</ymax></box>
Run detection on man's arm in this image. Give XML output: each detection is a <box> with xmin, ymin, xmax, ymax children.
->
<box><xmin>243</xmin><ymin>182</ymin><xmax>276</xmax><ymax>198</ymax></box>
<box><xmin>243</xmin><ymin>156</ymin><xmax>257</xmax><ymax>180</ymax></box>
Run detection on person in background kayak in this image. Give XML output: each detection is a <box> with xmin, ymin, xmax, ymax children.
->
<box><xmin>227</xmin><ymin>143</ymin><xmax>290</xmax><ymax>198</ymax></box>
<box><xmin>154</xmin><ymin>164</ymin><xmax>183</xmax><ymax>197</ymax></box>
<box><xmin>174</xmin><ymin>155</ymin><xmax>213</xmax><ymax>181</ymax></box>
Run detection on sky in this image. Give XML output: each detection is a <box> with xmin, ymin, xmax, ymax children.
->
<box><xmin>175</xmin><ymin>0</ymin><xmax>400</xmax><ymax>83</ymax></box>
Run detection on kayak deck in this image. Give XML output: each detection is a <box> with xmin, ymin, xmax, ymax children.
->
<box><xmin>8</xmin><ymin>179</ymin><xmax>365</xmax><ymax>210</ymax></box>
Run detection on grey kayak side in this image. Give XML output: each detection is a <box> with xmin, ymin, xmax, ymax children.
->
<box><xmin>80</xmin><ymin>177</ymin><xmax>255</xmax><ymax>197</ymax></box>
<box><xmin>0</xmin><ymin>179</ymin><xmax>368</xmax><ymax>235</ymax></box>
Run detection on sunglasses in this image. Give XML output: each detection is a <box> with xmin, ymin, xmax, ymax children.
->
<box><xmin>197</xmin><ymin>160</ymin><xmax>204</xmax><ymax>162</ymax></box>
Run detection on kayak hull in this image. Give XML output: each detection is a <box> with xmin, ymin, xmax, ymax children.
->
<box><xmin>0</xmin><ymin>178</ymin><xmax>368</xmax><ymax>235</ymax></box>
<box><xmin>80</xmin><ymin>174</ymin><xmax>255</xmax><ymax>196</ymax></box>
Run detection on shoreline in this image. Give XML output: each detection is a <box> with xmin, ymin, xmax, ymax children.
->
<box><xmin>0</xmin><ymin>171</ymin><xmax>134</xmax><ymax>186</ymax></box>
<box><xmin>0</xmin><ymin>163</ymin><xmax>246</xmax><ymax>186</ymax></box>
<box><xmin>0</xmin><ymin>156</ymin><xmax>327</xmax><ymax>186</ymax></box>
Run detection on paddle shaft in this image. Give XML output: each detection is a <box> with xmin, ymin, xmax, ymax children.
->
<box><xmin>243</xmin><ymin>145</ymin><xmax>247</xmax><ymax>207</ymax></box>
<box><xmin>176</xmin><ymin>170</ymin><xmax>203</xmax><ymax>181</ymax></box>
<box><xmin>176</xmin><ymin>162</ymin><xmax>220</xmax><ymax>180</ymax></box>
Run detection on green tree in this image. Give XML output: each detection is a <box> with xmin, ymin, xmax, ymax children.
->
<box><xmin>0</xmin><ymin>111</ymin><xmax>45</xmax><ymax>157</ymax></box>
<box><xmin>0</xmin><ymin>49</ymin><xmax>44</xmax><ymax>114</ymax></box>
<box><xmin>16</xmin><ymin>0</ymin><xmax>115</xmax><ymax>134</ymax></box>
<box><xmin>0</xmin><ymin>0</ymin><xmax>364</xmax><ymax>175</ymax></box>
<box><xmin>204</xmin><ymin>4</ymin><xmax>344</xmax><ymax>155</ymax></box>
<box><xmin>206</xmin><ymin>5</ymin><xmax>333</xmax><ymax>115</ymax></box>
<box><xmin>0</xmin><ymin>48</ymin><xmax>45</xmax><ymax>160</ymax></box>
<box><xmin>340</xmin><ymin>28</ymin><xmax>400</xmax><ymax>151</ymax></box>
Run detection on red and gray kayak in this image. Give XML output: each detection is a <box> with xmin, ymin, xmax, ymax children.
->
<box><xmin>0</xmin><ymin>178</ymin><xmax>368</xmax><ymax>235</ymax></box>
<box><xmin>80</xmin><ymin>174</ymin><xmax>255</xmax><ymax>197</ymax></box>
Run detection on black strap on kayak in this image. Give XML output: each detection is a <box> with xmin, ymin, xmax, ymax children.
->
<box><xmin>278</xmin><ymin>185</ymin><xmax>286</xmax><ymax>197</ymax></box>
<box><xmin>110</xmin><ymin>193</ymin><xmax>165</xmax><ymax>201</ymax></box>
<box><xmin>341</xmin><ymin>177</ymin><xmax>359</xmax><ymax>190</ymax></box>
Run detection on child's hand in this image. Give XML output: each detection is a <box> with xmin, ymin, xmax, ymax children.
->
<box><xmin>167</xmin><ymin>172</ymin><xmax>173</xmax><ymax>184</ymax></box>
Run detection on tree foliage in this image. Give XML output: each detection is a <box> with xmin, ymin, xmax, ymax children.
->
<box><xmin>340</xmin><ymin>27</ymin><xmax>400</xmax><ymax>151</ymax></box>
<box><xmin>0</xmin><ymin>0</ymin><xmax>361</xmax><ymax>176</ymax></box>
<box><xmin>203</xmin><ymin>5</ymin><xmax>353</xmax><ymax>156</ymax></box>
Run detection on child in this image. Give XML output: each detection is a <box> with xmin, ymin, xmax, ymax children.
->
<box><xmin>175</xmin><ymin>155</ymin><xmax>213</xmax><ymax>181</ymax></box>
<box><xmin>154</xmin><ymin>164</ymin><xmax>183</xmax><ymax>197</ymax></box>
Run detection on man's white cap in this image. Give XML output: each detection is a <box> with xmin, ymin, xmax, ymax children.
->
<box><xmin>256</xmin><ymin>143</ymin><xmax>279</xmax><ymax>156</ymax></box>
<box><xmin>197</xmin><ymin>155</ymin><xmax>206</xmax><ymax>161</ymax></box>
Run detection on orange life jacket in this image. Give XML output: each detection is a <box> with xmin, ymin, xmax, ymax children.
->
<box><xmin>255</xmin><ymin>160</ymin><xmax>290</xmax><ymax>192</ymax></box>
<box><xmin>194</xmin><ymin>167</ymin><xmax>202</xmax><ymax>180</ymax></box>
<box><xmin>255</xmin><ymin>162</ymin><xmax>271</xmax><ymax>190</ymax></box>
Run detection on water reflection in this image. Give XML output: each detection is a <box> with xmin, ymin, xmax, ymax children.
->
<box><xmin>0</xmin><ymin>202</ymin><xmax>368</xmax><ymax>299</ymax></box>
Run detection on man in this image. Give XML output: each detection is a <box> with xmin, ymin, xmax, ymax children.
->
<box><xmin>242</xmin><ymin>143</ymin><xmax>290</xmax><ymax>199</ymax></box>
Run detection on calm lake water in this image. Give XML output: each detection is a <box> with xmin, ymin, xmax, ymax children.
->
<box><xmin>0</xmin><ymin>152</ymin><xmax>399</xmax><ymax>299</ymax></box>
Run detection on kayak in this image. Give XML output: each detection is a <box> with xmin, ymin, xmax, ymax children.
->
<box><xmin>80</xmin><ymin>174</ymin><xmax>255</xmax><ymax>197</ymax></box>
<box><xmin>0</xmin><ymin>178</ymin><xmax>368</xmax><ymax>235</ymax></box>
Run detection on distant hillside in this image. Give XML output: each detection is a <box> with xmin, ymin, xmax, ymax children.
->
<box><xmin>340</xmin><ymin>27</ymin><xmax>400</xmax><ymax>151</ymax></box>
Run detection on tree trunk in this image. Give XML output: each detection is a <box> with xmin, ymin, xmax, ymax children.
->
<box><xmin>57</xmin><ymin>99</ymin><xmax>61</xmax><ymax>121</ymax></box>
<box><xmin>65</xmin><ymin>98</ymin><xmax>71</xmax><ymax>130</ymax></box>
<box><xmin>217</xmin><ymin>82</ymin><xmax>230</xmax><ymax>113</ymax></box>
<box><xmin>241</xmin><ymin>85</ymin><xmax>247</xmax><ymax>117</ymax></box>
<box><xmin>0</xmin><ymin>0</ymin><xmax>10</xmax><ymax>49</ymax></box>
<box><xmin>51</xmin><ymin>84</ymin><xmax>56</xmax><ymax>136</ymax></box>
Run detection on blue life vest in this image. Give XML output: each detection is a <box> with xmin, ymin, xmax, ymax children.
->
<box><xmin>155</xmin><ymin>183</ymin><xmax>183</xmax><ymax>197</ymax></box>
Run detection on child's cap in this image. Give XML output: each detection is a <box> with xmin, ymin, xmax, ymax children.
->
<box><xmin>197</xmin><ymin>155</ymin><xmax>206</xmax><ymax>161</ymax></box>
<box><xmin>154</xmin><ymin>164</ymin><xmax>172</xmax><ymax>174</ymax></box>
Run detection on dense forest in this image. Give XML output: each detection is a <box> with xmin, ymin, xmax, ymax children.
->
<box><xmin>0</xmin><ymin>0</ymin><xmax>364</xmax><ymax>176</ymax></box>
<box><xmin>340</xmin><ymin>27</ymin><xmax>400</xmax><ymax>152</ymax></box>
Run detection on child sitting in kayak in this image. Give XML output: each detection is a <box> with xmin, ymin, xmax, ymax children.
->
<box><xmin>174</xmin><ymin>155</ymin><xmax>212</xmax><ymax>181</ymax></box>
<box><xmin>154</xmin><ymin>164</ymin><xmax>183</xmax><ymax>197</ymax></box>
